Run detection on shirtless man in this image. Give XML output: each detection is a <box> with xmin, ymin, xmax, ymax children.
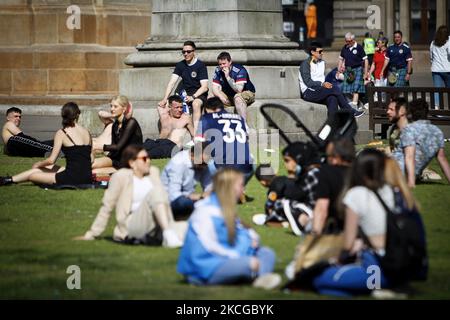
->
<box><xmin>144</xmin><ymin>95</ymin><xmax>194</xmax><ymax>159</ymax></box>
<box><xmin>2</xmin><ymin>107</ymin><xmax>53</xmax><ymax>157</ymax></box>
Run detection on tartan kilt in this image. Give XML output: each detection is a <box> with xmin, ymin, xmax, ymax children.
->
<box><xmin>388</xmin><ymin>67</ymin><xmax>409</xmax><ymax>87</ymax></box>
<box><xmin>342</xmin><ymin>66</ymin><xmax>365</xmax><ymax>94</ymax></box>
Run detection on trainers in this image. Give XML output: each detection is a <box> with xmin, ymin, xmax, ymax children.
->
<box><xmin>353</xmin><ymin>109</ymin><xmax>365</xmax><ymax>118</ymax></box>
<box><xmin>371</xmin><ymin>289</ymin><xmax>408</xmax><ymax>300</ymax></box>
<box><xmin>252</xmin><ymin>273</ymin><xmax>282</xmax><ymax>290</ymax></box>
<box><xmin>285</xmin><ymin>261</ymin><xmax>296</xmax><ymax>280</ymax></box>
<box><xmin>0</xmin><ymin>176</ymin><xmax>13</xmax><ymax>186</ymax></box>
<box><xmin>282</xmin><ymin>200</ymin><xmax>303</xmax><ymax>236</ymax></box>
<box><xmin>162</xmin><ymin>229</ymin><xmax>183</xmax><ymax>248</ymax></box>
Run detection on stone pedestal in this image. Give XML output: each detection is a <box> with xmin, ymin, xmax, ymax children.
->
<box><xmin>120</xmin><ymin>0</ymin><xmax>337</xmax><ymax>141</ymax></box>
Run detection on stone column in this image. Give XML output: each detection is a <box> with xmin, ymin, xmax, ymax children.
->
<box><xmin>385</xmin><ymin>0</ymin><xmax>395</xmax><ymax>39</ymax></box>
<box><xmin>436</xmin><ymin>0</ymin><xmax>447</xmax><ymax>29</ymax></box>
<box><xmin>121</xmin><ymin>0</ymin><xmax>306</xmax><ymax>101</ymax></box>
<box><xmin>399</xmin><ymin>0</ymin><xmax>410</xmax><ymax>42</ymax></box>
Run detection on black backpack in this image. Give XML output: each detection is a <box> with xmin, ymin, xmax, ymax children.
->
<box><xmin>373</xmin><ymin>189</ymin><xmax>428</xmax><ymax>285</ymax></box>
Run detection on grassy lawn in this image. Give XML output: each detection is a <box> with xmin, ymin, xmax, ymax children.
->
<box><xmin>0</xmin><ymin>144</ymin><xmax>449</xmax><ymax>300</ymax></box>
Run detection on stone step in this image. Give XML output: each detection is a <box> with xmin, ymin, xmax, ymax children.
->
<box><xmin>334</xmin><ymin>1</ymin><xmax>372</xmax><ymax>11</ymax></box>
<box><xmin>0</xmin><ymin>99</ymin><xmax>374</xmax><ymax>146</ymax></box>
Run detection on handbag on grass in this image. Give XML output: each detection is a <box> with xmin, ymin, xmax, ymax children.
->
<box><xmin>283</xmin><ymin>232</ymin><xmax>344</xmax><ymax>291</ymax></box>
<box><xmin>294</xmin><ymin>232</ymin><xmax>345</xmax><ymax>273</ymax></box>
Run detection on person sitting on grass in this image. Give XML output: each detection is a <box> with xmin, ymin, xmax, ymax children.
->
<box><xmin>254</xmin><ymin>163</ymin><xmax>296</xmax><ymax>225</ymax></box>
<box><xmin>74</xmin><ymin>145</ymin><xmax>185</xmax><ymax>248</ymax></box>
<box><xmin>312</xmin><ymin>149</ymin><xmax>422</xmax><ymax>297</ymax></box>
<box><xmin>92</xmin><ymin>101</ymin><xmax>133</xmax><ymax>155</ymax></box>
<box><xmin>0</xmin><ymin>102</ymin><xmax>92</xmax><ymax>187</ymax></box>
<box><xmin>177</xmin><ymin>168</ymin><xmax>281</xmax><ymax>289</ymax></box>
<box><xmin>92</xmin><ymin>95</ymin><xmax>143</xmax><ymax>175</ymax></box>
<box><xmin>282</xmin><ymin>142</ymin><xmax>322</xmax><ymax>236</ymax></box>
<box><xmin>160</xmin><ymin>142</ymin><xmax>213</xmax><ymax>218</ymax></box>
<box><xmin>2</xmin><ymin>107</ymin><xmax>53</xmax><ymax>157</ymax></box>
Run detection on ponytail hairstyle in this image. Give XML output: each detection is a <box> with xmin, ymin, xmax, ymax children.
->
<box><xmin>61</xmin><ymin>102</ymin><xmax>80</xmax><ymax>128</ymax></box>
<box><xmin>212</xmin><ymin>168</ymin><xmax>243</xmax><ymax>245</ymax></box>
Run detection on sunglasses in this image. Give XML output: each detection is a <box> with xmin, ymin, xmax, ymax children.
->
<box><xmin>182</xmin><ymin>50</ymin><xmax>194</xmax><ymax>54</ymax></box>
<box><xmin>316</xmin><ymin>50</ymin><xmax>323</xmax><ymax>54</ymax></box>
<box><xmin>136</xmin><ymin>156</ymin><xmax>149</xmax><ymax>162</ymax></box>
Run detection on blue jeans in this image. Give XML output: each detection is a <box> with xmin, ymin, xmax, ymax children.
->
<box><xmin>432</xmin><ymin>72</ymin><xmax>450</xmax><ymax>107</ymax></box>
<box><xmin>303</xmin><ymin>86</ymin><xmax>357</xmax><ymax>117</ymax></box>
<box><xmin>313</xmin><ymin>250</ymin><xmax>389</xmax><ymax>297</ymax></box>
<box><xmin>170</xmin><ymin>196</ymin><xmax>194</xmax><ymax>217</ymax></box>
<box><xmin>187</xmin><ymin>247</ymin><xmax>276</xmax><ymax>285</ymax></box>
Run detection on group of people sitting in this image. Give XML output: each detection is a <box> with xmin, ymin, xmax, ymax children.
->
<box><xmin>1</xmin><ymin>38</ymin><xmax>449</xmax><ymax>296</ymax></box>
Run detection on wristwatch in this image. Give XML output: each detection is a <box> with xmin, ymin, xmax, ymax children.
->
<box><xmin>192</xmin><ymin>94</ymin><xmax>197</xmax><ymax>99</ymax></box>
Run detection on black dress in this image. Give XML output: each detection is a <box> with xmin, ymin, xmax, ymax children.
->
<box><xmin>104</xmin><ymin>117</ymin><xmax>143</xmax><ymax>168</ymax></box>
<box><xmin>55</xmin><ymin>130</ymin><xmax>92</xmax><ymax>185</ymax></box>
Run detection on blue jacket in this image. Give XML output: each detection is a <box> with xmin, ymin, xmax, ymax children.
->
<box><xmin>177</xmin><ymin>193</ymin><xmax>255</xmax><ymax>282</ymax></box>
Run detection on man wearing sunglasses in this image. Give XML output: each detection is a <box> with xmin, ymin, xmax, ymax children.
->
<box><xmin>2</xmin><ymin>107</ymin><xmax>53</xmax><ymax>157</ymax></box>
<box><xmin>299</xmin><ymin>42</ymin><xmax>364</xmax><ymax>118</ymax></box>
<box><xmin>159</xmin><ymin>41</ymin><xmax>209</xmax><ymax>132</ymax></box>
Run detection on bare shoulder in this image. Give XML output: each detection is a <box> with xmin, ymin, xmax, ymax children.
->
<box><xmin>181</xmin><ymin>113</ymin><xmax>192</xmax><ymax>123</ymax></box>
<box><xmin>3</xmin><ymin>121</ymin><xmax>19</xmax><ymax>132</ymax></box>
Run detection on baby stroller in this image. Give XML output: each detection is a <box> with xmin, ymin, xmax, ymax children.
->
<box><xmin>256</xmin><ymin>104</ymin><xmax>358</xmax><ymax>234</ymax></box>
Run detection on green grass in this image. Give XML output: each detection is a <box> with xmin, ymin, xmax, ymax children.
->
<box><xmin>0</xmin><ymin>144</ymin><xmax>449</xmax><ymax>299</ymax></box>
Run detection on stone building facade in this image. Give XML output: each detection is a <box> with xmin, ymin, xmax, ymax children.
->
<box><xmin>0</xmin><ymin>0</ymin><xmax>151</xmax><ymax>105</ymax></box>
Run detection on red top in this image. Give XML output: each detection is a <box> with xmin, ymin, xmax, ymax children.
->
<box><xmin>373</xmin><ymin>50</ymin><xmax>387</xmax><ymax>79</ymax></box>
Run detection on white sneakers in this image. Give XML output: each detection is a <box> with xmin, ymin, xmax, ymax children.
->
<box><xmin>162</xmin><ymin>229</ymin><xmax>183</xmax><ymax>248</ymax></box>
<box><xmin>252</xmin><ymin>273</ymin><xmax>282</xmax><ymax>290</ymax></box>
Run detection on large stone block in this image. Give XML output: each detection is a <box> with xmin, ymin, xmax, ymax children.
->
<box><xmin>0</xmin><ymin>70</ymin><xmax>12</xmax><ymax>94</ymax></box>
<box><xmin>38</xmin><ymin>52</ymin><xmax>86</xmax><ymax>69</ymax></box>
<box><xmin>120</xmin><ymin>64</ymin><xmax>302</xmax><ymax>101</ymax></box>
<box><xmin>0</xmin><ymin>14</ymin><xmax>32</xmax><ymax>46</ymax></box>
<box><xmin>85</xmin><ymin>70</ymin><xmax>110</xmax><ymax>92</ymax></box>
<box><xmin>0</xmin><ymin>52</ymin><xmax>33</xmax><ymax>69</ymax></box>
<box><xmin>49</xmin><ymin>69</ymin><xmax>86</xmax><ymax>93</ymax></box>
<box><xmin>74</xmin><ymin>14</ymin><xmax>97</xmax><ymax>44</ymax></box>
<box><xmin>119</xmin><ymin>67</ymin><xmax>174</xmax><ymax>101</ymax></box>
<box><xmin>86</xmin><ymin>52</ymin><xmax>118</xmax><ymax>69</ymax></box>
<box><xmin>13</xmin><ymin>70</ymin><xmax>47</xmax><ymax>93</ymax></box>
<box><xmin>57</xmin><ymin>13</ymin><xmax>75</xmax><ymax>44</ymax></box>
<box><xmin>150</xmin><ymin>0</ymin><xmax>283</xmax><ymax>41</ymax></box>
<box><xmin>122</xmin><ymin>15</ymin><xmax>151</xmax><ymax>46</ymax></box>
<box><xmin>33</xmin><ymin>14</ymin><xmax>58</xmax><ymax>44</ymax></box>
<box><xmin>103</xmin><ymin>15</ymin><xmax>124</xmax><ymax>46</ymax></box>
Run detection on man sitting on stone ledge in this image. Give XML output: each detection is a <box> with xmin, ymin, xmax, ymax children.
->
<box><xmin>2</xmin><ymin>107</ymin><xmax>53</xmax><ymax>157</ymax></box>
<box><xmin>212</xmin><ymin>51</ymin><xmax>256</xmax><ymax>121</ymax></box>
<box><xmin>144</xmin><ymin>95</ymin><xmax>194</xmax><ymax>159</ymax></box>
<box><xmin>158</xmin><ymin>40</ymin><xmax>208</xmax><ymax>132</ymax></box>
<box><xmin>298</xmin><ymin>42</ymin><xmax>364</xmax><ymax>119</ymax></box>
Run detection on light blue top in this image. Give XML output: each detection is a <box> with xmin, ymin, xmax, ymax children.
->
<box><xmin>393</xmin><ymin>120</ymin><xmax>445</xmax><ymax>176</ymax></box>
<box><xmin>177</xmin><ymin>193</ymin><xmax>256</xmax><ymax>282</ymax></box>
<box><xmin>160</xmin><ymin>150</ymin><xmax>213</xmax><ymax>202</ymax></box>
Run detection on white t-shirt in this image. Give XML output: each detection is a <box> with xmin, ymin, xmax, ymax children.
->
<box><xmin>343</xmin><ymin>184</ymin><xmax>395</xmax><ymax>236</ymax></box>
<box><xmin>430</xmin><ymin>37</ymin><xmax>450</xmax><ymax>72</ymax></box>
<box><xmin>131</xmin><ymin>176</ymin><xmax>153</xmax><ymax>213</ymax></box>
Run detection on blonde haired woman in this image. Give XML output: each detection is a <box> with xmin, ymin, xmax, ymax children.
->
<box><xmin>384</xmin><ymin>157</ymin><xmax>418</xmax><ymax>210</ymax></box>
<box><xmin>177</xmin><ymin>168</ymin><xmax>281</xmax><ymax>289</ymax></box>
<box><xmin>92</xmin><ymin>95</ymin><xmax>143</xmax><ymax>175</ymax></box>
